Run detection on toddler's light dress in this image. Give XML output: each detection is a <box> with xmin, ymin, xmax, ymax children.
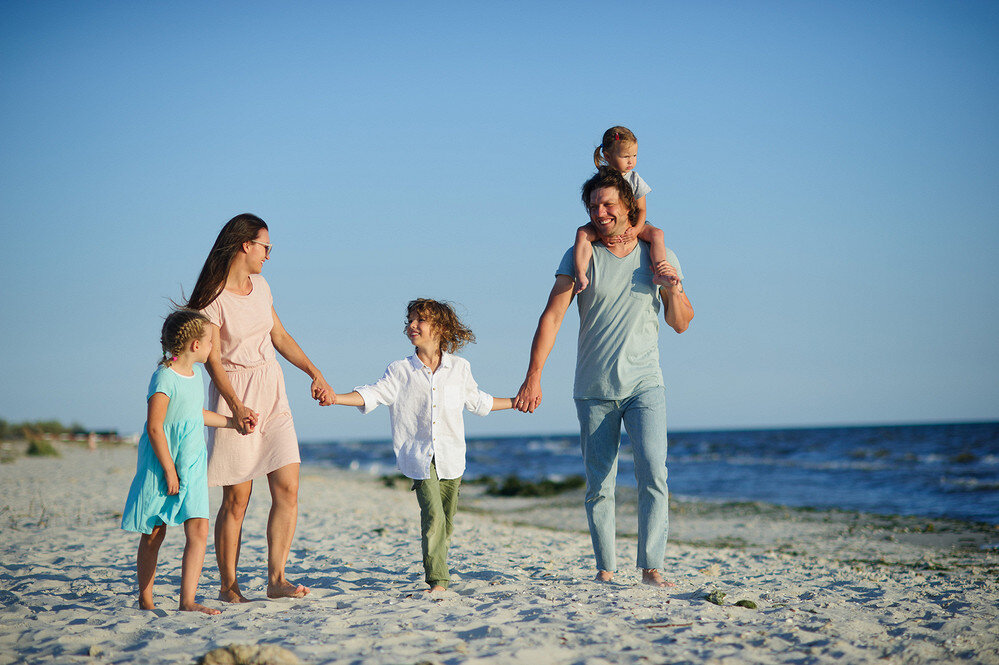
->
<box><xmin>121</xmin><ymin>365</ymin><xmax>209</xmax><ymax>534</ymax></box>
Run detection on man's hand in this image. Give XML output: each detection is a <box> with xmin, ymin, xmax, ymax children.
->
<box><xmin>514</xmin><ymin>376</ymin><xmax>543</xmax><ymax>413</ymax></box>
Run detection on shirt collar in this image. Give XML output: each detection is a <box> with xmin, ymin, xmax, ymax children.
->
<box><xmin>407</xmin><ymin>351</ymin><xmax>453</xmax><ymax>372</ymax></box>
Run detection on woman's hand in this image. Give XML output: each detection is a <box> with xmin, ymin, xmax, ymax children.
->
<box><xmin>231</xmin><ymin>403</ymin><xmax>258</xmax><ymax>435</ymax></box>
<box><xmin>312</xmin><ymin>376</ymin><xmax>334</xmax><ymax>406</ymax></box>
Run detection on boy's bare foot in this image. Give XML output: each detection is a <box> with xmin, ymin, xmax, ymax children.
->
<box><xmin>642</xmin><ymin>568</ymin><xmax>676</xmax><ymax>588</ymax></box>
<box><xmin>267</xmin><ymin>581</ymin><xmax>309</xmax><ymax>599</ymax></box>
<box><xmin>594</xmin><ymin>570</ymin><xmax>614</xmax><ymax>583</ymax></box>
<box><xmin>180</xmin><ymin>602</ymin><xmax>221</xmax><ymax>615</ymax></box>
<box><xmin>218</xmin><ymin>585</ymin><xmax>252</xmax><ymax>603</ymax></box>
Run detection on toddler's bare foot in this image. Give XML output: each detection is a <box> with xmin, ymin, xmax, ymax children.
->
<box><xmin>180</xmin><ymin>602</ymin><xmax>221</xmax><ymax>615</ymax></box>
<box><xmin>642</xmin><ymin>568</ymin><xmax>676</xmax><ymax>588</ymax></box>
<box><xmin>594</xmin><ymin>570</ymin><xmax>614</xmax><ymax>583</ymax></box>
<box><xmin>652</xmin><ymin>273</ymin><xmax>671</xmax><ymax>287</ymax></box>
<box><xmin>267</xmin><ymin>581</ymin><xmax>309</xmax><ymax>599</ymax></box>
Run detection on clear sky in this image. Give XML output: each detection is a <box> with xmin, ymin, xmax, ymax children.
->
<box><xmin>2</xmin><ymin>1</ymin><xmax>997</xmax><ymax>442</ymax></box>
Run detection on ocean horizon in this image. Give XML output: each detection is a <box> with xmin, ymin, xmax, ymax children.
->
<box><xmin>302</xmin><ymin>421</ymin><xmax>999</xmax><ymax>526</ymax></box>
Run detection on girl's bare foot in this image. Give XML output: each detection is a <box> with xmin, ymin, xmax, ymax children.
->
<box><xmin>594</xmin><ymin>570</ymin><xmax>614</xmax><ymax>583</ymax></box>
<box><xmin>180</xmin><ymin>602</ymin><xmax>221</xmax><ymax>615</ymax></box>
<box><xmin>218</xmin><ymin>584</ymin><xmax>252</xmax><ymax>603</ymax></box>
<box><xmin>139</xmin><ymin>597</ymin><xmax>156</xmax><ymax>610</ymax></box>
<box><xmin>642</xmin><ymin>568</ymin><xmax>676</xmax><ymax>587</ymax></box>
<box><xmin>266</xmin><ymin>581</ymin><xmax>309</xmax><ymax>599</ymax></box>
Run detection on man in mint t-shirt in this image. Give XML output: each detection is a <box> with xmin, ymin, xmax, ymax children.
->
<box><xmin>514</xmin><ymin>168</ymin><xmax>694</xmax><ymax>587</ymax></box>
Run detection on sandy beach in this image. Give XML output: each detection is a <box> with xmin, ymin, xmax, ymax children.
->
<box><xmin>2</xmin><ymin>442</ymin><xmax>997</xmax><ymax>665</ymax></box>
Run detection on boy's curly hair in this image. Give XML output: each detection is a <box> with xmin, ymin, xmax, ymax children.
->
<box><xmin>406</xmin><ymin>298</ymin><xmax>475</xmax><ymax>354</ymax></box>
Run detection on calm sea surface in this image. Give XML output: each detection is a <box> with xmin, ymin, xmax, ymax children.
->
<box><xmin>301</xmin><ymin>422</ymin><xmax>999</xmax><ymax>525</ymax></box>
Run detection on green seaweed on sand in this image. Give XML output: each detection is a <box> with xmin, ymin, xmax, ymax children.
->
<box><xmin>479</xmin><ymin>474</ymin><xmax>586</xmax><ymax>497</ymax></box>
<box><xmin>704</xmin><ymin>590</ymin><xmax>726</xmax><ymax>605</ymax></box>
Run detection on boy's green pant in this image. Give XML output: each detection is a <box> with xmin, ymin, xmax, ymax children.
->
<box><xmin>412</xmin><ymin>461</ymin><xmax>461</xmax><ymax>589</ymax></box>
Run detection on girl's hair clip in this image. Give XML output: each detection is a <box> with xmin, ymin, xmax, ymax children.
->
<box><xmin>171</xmin><ymin>356</ymin><xmax>178</xmax><ymax>362</ymax></box>
<box><xmin>613</xmin><ymin>133</ymin><xmax>620</xmax><ymax>141</ymax></box>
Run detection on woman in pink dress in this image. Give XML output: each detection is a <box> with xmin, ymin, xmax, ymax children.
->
<box><xmin>187</xmin><ymin>213</ymin><xmax>333</xmax><ymax>602</ymax></box>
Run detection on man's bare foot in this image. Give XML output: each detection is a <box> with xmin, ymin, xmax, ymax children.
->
<box><xmin>594</xmin><ymin>570</ymin><xmax>614</xmax><ymax>583</ymax></box>
<box><xmin>218</xmin><ymin>586</ymin><xmax>252</xmax><ymax>603</ymax></box>
<box><xmin>266</xmin><ymin>581</ymin><xmax>309</xmax><ymax>599</ymax></box>
<box><xmin>425</xmin><ymin>584</ymin><xmax>447</xmax><ymax>593</ymax></box>
<box><xmin>642</xmin><ymin>568</ymin><xmax>676</xmax><ymax>588</ymax></box>
<box><xmin>180</xmin><ymin>602</ymin><xmax>221</xmax><ymax>615</ymax></box>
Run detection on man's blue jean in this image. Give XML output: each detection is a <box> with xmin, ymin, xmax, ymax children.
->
<box><xmin>574</xmin><ymin>386</ymin><xmax>669</xmax><ymax>572</ymax></box>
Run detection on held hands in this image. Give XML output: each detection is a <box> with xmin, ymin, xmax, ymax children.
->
<box><xmin>604</xmin><ymin>226</ymin><xmax>637</xmax><ymax>246</ymax></box>
<box><xmin>232</xmin><ymin>403</ymin><xmax>259</xmax><ymax>435</ymax></box>
<box><xmin>312</xmin><ymin>376</ymin><xmax>335</xmax><ymax>406</ymax></box>
<box><xmin>513</xmin><ymin>376</ymin><xmax>543</xmax><ymax>413</ymax></box>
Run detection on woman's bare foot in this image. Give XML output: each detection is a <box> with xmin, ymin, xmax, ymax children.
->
<box><xmin>218</xmin><ymin>584</ymin><xmax>252</xmax><ymax>603</ymax></box>
<box><xmin>594</xmin><ymin>570</ymin><xmax>614</xmax><ymax>583</ymax></box>
<box><xmin>267</xmin><ymin>581</ymin><xmax>309</xmax><ymax>599</ymax></box>
<box><xmin>180</xmin><ymin>602</ymin><xmax>221</xmax><ymax>615</ymax></box>
<box><xmin>642</xmin><ymin>568</ymin><xmax>676</xmax><ymax>587</ymax></box>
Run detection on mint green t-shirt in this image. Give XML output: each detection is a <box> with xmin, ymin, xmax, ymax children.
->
<box><xmin>557</xmin><ymin>241</ymin><xmax>683</xmax><ymax>400</ymax></box>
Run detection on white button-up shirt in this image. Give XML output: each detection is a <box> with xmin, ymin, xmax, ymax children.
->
<box><xmin>354</xmin><ymin>352</ymin><xmax>494</xmax><ymax>480</ymax></box>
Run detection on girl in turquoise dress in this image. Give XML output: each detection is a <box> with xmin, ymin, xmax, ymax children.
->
<box><xmin>121</xmin><ymin>309</ymin><xmax>247</xmax><ymax>614</ymax></box>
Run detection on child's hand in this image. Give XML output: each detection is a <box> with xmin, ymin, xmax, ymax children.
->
<box><xmin>164</xmin><ymin>468</ymin><xmax>180</xmax><ymax>495</ymax></box>
<box><xmin>318</xmin><ymin>392</ymin><xmax>337</xmax><ymax>406</ymax></box>
<box><xmin>652</xmin><ymin>260</ymin><xmax>681</xmax><ymax>287</ymax></box>
<box><xmin>573</xmin><ymin>275</ymin><xmax>589</xmax><ymax>295</ymax></box>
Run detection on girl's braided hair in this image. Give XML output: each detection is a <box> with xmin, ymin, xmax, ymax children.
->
<box><xmin>158</xmin><ymin>309</ymin><xmax>210</xmax><ymax>367</ymax></box>
<box><xmin>406</xmin><ymin>298</ymin><xmax>475</xmax><ymax>355</ymax></box>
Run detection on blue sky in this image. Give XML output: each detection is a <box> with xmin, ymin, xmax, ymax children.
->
<box><xmin>2</xmin><ymin>1</ymin><xmax>997</xmax><ymax>441</ymax></box>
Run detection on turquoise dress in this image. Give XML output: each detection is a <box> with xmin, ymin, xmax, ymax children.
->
<box><xmin>121</xmin><ymin>365</ymin><xmax>210</xmax><ymax>534</ymax></box>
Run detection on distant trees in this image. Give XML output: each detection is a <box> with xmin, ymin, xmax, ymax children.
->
<box><xmin>0</xmin><ymin>418</ymin><xmax>87</xmax><ymax>440</ymax></box>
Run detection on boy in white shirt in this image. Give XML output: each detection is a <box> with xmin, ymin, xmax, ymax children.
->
<box><xmin>328</xmin><ymin>299</ymin><xmax>516</xmax><ymax>592</ymax></box>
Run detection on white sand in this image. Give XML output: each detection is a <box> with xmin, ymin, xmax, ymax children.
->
<box><xmin>2</xmin><ymin>443</ymin><xmax>997</xmax><ymax>665</ymax></box>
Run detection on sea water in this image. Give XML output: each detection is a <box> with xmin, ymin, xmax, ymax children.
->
<box><xmin>301</xmin><ymin>422</ymin><xmax>999</xmax><ymax>525</ymax></box>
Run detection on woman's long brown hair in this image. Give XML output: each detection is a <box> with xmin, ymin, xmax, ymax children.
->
<box><xmin>186</xmin><ymin>213</ymin><xmax>268</xmax><ymax>311</ymax></box>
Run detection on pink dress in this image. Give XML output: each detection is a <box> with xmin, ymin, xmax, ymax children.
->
<box><xmin>201</xmin><ymin>274</ymin><xmax>299</xmax><ymax>486</ymax></box>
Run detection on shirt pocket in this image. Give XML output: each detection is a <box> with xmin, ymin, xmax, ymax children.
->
<box><xmin>629</xmin><ymin>267</ymin><xmax>658</xmax><ymax>300</ymax></box>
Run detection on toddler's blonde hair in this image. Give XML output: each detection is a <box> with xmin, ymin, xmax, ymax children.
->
<box><xmin>593</xmin><ymin>125</ymin><xmax>638</xmax><ymax>168</ymax></box>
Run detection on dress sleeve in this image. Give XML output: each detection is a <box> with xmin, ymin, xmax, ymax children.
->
<box><xmin>353</xmin><ymin>363</ymin><xmax>403</xmax><ymax>415</ymax></box>
<box><xmin>201</xmin><ymin>296</ymin><xmax>223</xmax><ymax>329</ymax></box>
<box><xmin>461</xmin><ymin>362</ymin><xmax>493</xmax><ymax>417</ymax></box>
<box><xmin>147</xmin><ymin>368</ymin><xmax>175</xmax><ymax>401</ymax></box>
